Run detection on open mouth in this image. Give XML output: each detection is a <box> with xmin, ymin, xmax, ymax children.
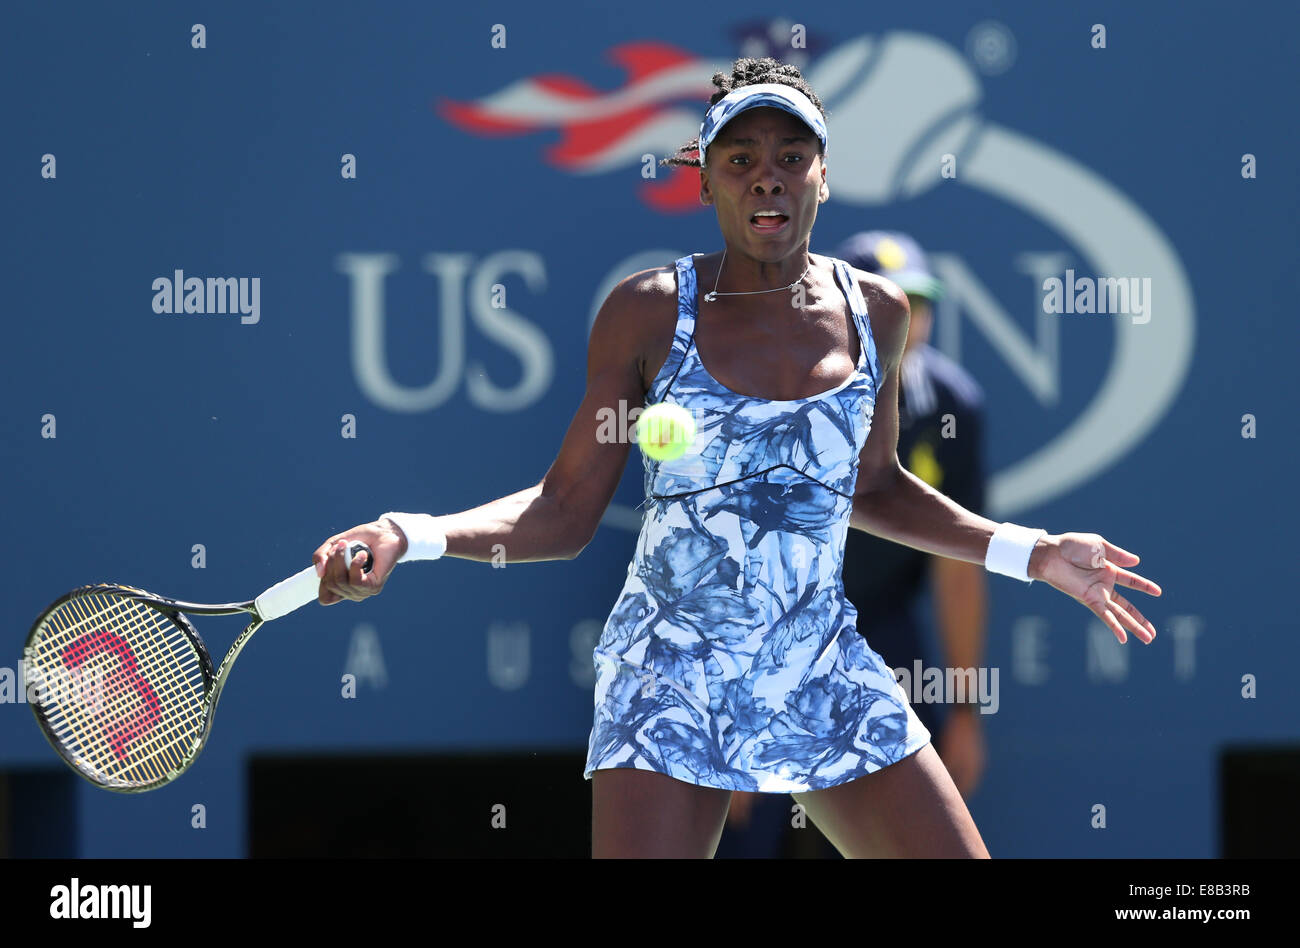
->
<box><xmin>750</xmin><ymin>213</ymin><xmax>790</xmax><ymax>233</ymax></box>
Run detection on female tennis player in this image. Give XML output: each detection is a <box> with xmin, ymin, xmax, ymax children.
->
<box><xmin>309</xmin><ymin>58</ymin><xmax>1161</xmax><ymax>858</ymax></box>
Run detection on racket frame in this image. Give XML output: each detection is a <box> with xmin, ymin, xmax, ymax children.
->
<box><xmin>26</xmin><ymin>542</ymin><xmax>370</xmax><ymax>792</ymax></box>
<box><xmin>24</xmin><ymin>585</ymin><xmax>262</xmax><ymax>793</ymax></box>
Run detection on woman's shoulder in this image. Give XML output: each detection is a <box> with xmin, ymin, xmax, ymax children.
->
<box><xmin>590</xmin><ymin>261</ymin><xmax>683</xmax><ymax>350</ymax></box>
<box><xmin>608</xmin><ymin>262</ymin><xmax>681</xmax><ymax>306</ymax></box>
<box><xmin>843</xmin><ymin>261</ymin><xmax>906</xmax><ymax>311</ymax></box>
<box><xmin>591</xmin><ymin>262</ymin><xmax>686</xmax><ymax>393</ymax></box>
<box><xmin>822</xmin><ymin>256</ymin><xmax>904</xmax><ymax>308</ymax></box>
<box><xmin>826</xmin><ymin>255</ymin><xmax>910</xmax><ymax>363</ymax></box>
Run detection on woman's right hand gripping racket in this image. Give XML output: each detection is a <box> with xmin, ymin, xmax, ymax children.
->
<box><xmin>22</xmin><ymin>541</ymin><xmax>373</xmax><ymax>793</ymax></box>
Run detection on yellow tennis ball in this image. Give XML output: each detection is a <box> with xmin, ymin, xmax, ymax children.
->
<box><xmin>636</xmin><ymin>402</ymin><xmax>696</xmax><ymax>461</ymax></box>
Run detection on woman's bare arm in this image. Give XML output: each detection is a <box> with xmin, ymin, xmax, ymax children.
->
<box><xmin>849</xmin><ymin>271</ymin><xmax>1162</xmax><ymax>644</ymax></box>
<box><xmin>849</xmin><ymin>275</ymin><xmax>999</xmax><ymax>561</ymax></box>
<box><xmin>312</xmin><ymin>268</ymin><xmax>673</xmax><ymax>602</ymax></box>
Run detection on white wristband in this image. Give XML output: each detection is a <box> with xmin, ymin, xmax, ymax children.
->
<box><xmin>381</xmin><ymin>512</ymin><xmax>447</xmax><ymax>562</ymax></box>
<box><xmin>985</xmin><ymin>523</ymin><xmax>1047</xmax><ymax>583</ymax></box>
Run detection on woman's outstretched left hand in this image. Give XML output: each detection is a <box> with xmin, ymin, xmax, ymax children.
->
<box><xmin>1029</xmin><ymin>532</ymin><xmax>1162</xmax><ymax>644</ymax></box>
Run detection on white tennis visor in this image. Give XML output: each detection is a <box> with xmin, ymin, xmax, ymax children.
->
<box><xmin>697</xmin><ymin>83</ymin><xmax>828</xmax><ymax>168</ymax></box>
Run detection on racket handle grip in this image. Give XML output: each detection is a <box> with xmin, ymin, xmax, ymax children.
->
<box><xmin>254</xmin><ymin>541</ymin><xmax>373</xmax><ymax>620</ymax></box>
<box><xmin>255</xmin><ymin>565</ymin><xmax>320</xmax><ymax>620</ymax></box>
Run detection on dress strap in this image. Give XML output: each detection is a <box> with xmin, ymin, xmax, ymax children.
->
<box><xmin>650</xmin><ymin>254</ymin><xmax>702</xmax><ymax>403</ymax></box>
<box><xmin>832</xmin><ymin>257</ymin><xmax>883</xmax><ymax>388</ymax></box>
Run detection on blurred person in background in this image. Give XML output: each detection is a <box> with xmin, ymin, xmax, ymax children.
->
<box><xmin>717</xmin><ymin>232</ymin><xmax>990</xmax><ymax>858</ymax></box>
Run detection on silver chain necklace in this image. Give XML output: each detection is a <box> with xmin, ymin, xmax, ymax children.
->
<box><xmin>704</xmin><ymin>249</ymin><xmax>812</xmax><ymax>302</ymax></box>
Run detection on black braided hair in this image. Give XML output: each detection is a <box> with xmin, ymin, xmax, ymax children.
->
<box><xmin>660</xmin><ymin>57</ymin><xmax>826</xmax><ymax>169</ymax></box>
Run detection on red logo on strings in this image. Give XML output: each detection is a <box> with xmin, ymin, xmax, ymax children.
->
<box><xmin>61</xmin><ymin>629</ymin><xmax>162</xmax><ymax>761</ymax></box>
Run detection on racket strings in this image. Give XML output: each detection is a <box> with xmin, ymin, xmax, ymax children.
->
<box><xmin>98</xmin><ymin>598</ymin><xmax>217</xmax><ymax>781</ymax></box>
<box><xmin>43</xmin><ymin>594</ymin><xmax>202</xmax><ymax>785</ymax></box>
<box><xmin>81</xmin><ymin>594</ymin><xmax>208</xmax><ymax>783</ymax></box>
<box><xmin>66</xmin><ymin>594</ymin><xmax>202</xmax><ymax>781</ymax></box>
<box><xmin>28</xmin><ymin>589</ymin><xmax>208</xmax><ymax>788</ymax></box>
<box><xmin>33</xmin><ymin>594</ymin><xmax>188</xmax><ymax>785</ymax></box>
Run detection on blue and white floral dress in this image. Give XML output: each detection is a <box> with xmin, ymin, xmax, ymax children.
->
<box><xmin>584</xmin><ymin>253</ymin><xmax>932</xmax><ymax>793</ymax></box>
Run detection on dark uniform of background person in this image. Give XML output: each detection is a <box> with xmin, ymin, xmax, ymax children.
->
<box><xmin>715</xmin><ymin>232</ymin><xmax>991</xmax><ymax>858</ymax></box>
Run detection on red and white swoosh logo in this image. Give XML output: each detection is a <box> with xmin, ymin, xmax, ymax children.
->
<box><xmin>439</xmin><ymin>42</ymin><xmax>720</xmax><ymax>212</ymax></box>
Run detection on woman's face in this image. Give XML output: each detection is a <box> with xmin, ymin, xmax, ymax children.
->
<box><xmin>699</xmin><ymin>106</ymin><xmax>828</xmax><ymax>263</ymax></box>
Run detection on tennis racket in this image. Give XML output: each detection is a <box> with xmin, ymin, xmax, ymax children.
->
<box><xmin>23</xmin><ymin>541</ymin><xmax>373</xmax><ymax>793</ymax></box>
